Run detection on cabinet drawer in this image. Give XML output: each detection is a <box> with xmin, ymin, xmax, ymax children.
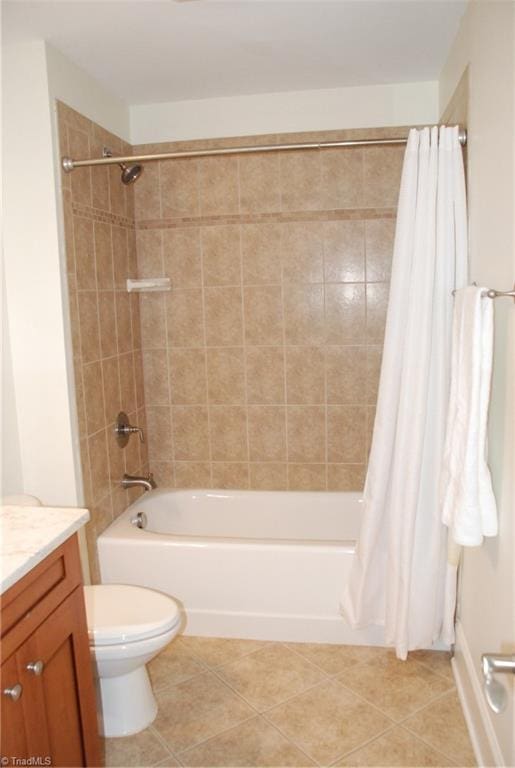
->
<box><xmin>1</xmin><ymin>536</ymin><xmax>82</xmax><ymax>659</ymax></box>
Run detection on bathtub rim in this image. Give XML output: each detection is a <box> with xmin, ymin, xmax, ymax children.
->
<box><xmin>100</xmin><ymin>487</ymin><xmax>362</xmax><ymax>551</ymax></box>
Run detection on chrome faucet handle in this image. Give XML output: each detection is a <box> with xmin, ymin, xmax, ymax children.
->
<box><xmin>115</xmin><ymin>411</ymin><xmax>145</xmax><ymax>447</ymax></box>
<box><xmin>128</xmin><ymin>425</ymin><xmax>145</xmax><ymax>443</ymax></box>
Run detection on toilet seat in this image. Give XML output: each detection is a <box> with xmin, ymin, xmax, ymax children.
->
<box><xmin>84</xmin><ymin>584</ymin><xmax>180</xmax><ymax>646</ymax></box>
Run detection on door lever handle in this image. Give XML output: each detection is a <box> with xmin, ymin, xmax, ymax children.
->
<box><xmin>482</xmin><ymin>654</ymin><xmax>515</xmax><ymax>676</ymax></box>
<box><xmin>482</xmin><ymin>653</ymin><xmax>515</xmax><ymax>714</ymax></box>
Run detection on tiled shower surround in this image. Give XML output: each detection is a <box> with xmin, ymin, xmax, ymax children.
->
<box><xmin>59</xmin><ymin>101</ymin><xmax>405</xmax><ymax>573</ymax></box>
<box><xmin>58</xmin><ymin>102</ymin><xmax>148</xmax><ymax>579</ymax></box>
<box><xmin>133</xmin><ymin>131</ymin><xmax>403</xmax><ymax>491</ymax></box>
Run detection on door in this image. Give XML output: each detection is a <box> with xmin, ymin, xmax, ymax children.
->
<box><xmin>2</xmin><ymin>587</ymin><xmax>101</xmax><ymax>767</ymax></box>
<box><xmin>1</xmin><ymin>653</ymin><xmax>30</xmax><ymax>759</ymax></box>
<box><xmin>28</xmin><ymin>587</ymin><xmax>101</xmax><ymax>767</ymax></box>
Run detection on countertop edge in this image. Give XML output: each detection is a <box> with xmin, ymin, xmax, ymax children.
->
<box><xmin>1</xmin><ymin>508</ymin><xmax>90</xmax><ymax>595</ymax></box>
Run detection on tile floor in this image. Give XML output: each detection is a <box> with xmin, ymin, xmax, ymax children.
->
<box><xmin>103</xmin><ymin>637</ymin><xmax>476</xmax><ymax>768</ymax></box>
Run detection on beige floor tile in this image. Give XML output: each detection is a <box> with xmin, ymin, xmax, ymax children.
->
<box><xmin>339</xmin><ymin>654</ymin><xmax>453</xmax><ymax>721</ymax></box>
<box><xmin>148</xmin><ymin>639</ymin><xmax>205</xmax><ymax>690</ymax></box>
<box><xmin>180</xmin><ymin>635</ymin><xmax>268</xmax><ymax>668</ymax></box>
<box><xmin>403</xmin><ymin>691</ymin><xmax>476</xmax><ymax>766</ymax></box>
<box><xmin>153</xmin><ymin>758</ymin><xmax>181</xmax><ymax>768</ymax></box>
<box><xmin>104</xmin><ymin>727</ymin><xmax>172</xmax><ymax>767</ymax></box>
<box><xmin>267</xmin><ymin>678</ymin><xmax>392</xmax><ymax>764</ymax></box>
<box><xmin>180</xmin><ymin>715</ymin><xmax>315</xmax><ymax>767</ymax></box>
<box><xmin>409</xmin><ymin>650</ymin><xmax>454</xmax><ymax>682</ymax></box>
<box><xmin>216</xmin><ymin>642</ymin><xmax>327</xmax><ymax>711</ymax></box>
<box><xmin>153</xmin><ymin>671</ymin><xmax>254</xmax><ymax>753</ymax></box>
<box><xmin>286</xmin><ymin>642</ymin><xmax>390</xmax><ymax>676</ymax></box>
<box><xmin>336</xmin><ymin>726</ymin><xmax>455</xmax><ymax>766</ymax></box>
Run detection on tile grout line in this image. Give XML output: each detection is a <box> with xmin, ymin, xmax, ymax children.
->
<box><xmin>321</xmin><ymin>672</ymin><xmax>400</xmax><ymax>727</ymax></box>
<box><xmin>87</xmin><ymin>173</ymin><xmax>114</xmax><ymax>514</ymax></box>
<box><xmin>412</xmin><ymin>658</ymin><xmax>456</xmax><ymax>684</ymax></box>
<box><xmin>332</xmin><ymin>661</ymin><xmax>456</xmax><ymax>726</ymax></box>
<box><xmin>205</xmin><ymin>664</ymin><xmax>334</xmax><ymax>766</ymax></box>
<box><xmin>198</xmin><ymin>228</ymin><xmax>214</xmax><ymax>487</ymax></box>
<box><xmin>149</xmin><ymin>638</ymin><xmax>274</xmax><ymax>700</ymax></box>
<box><xmin>67</xmin><ymin>157</ymin><xmax>96</xmax><ymax>511</ymax></box>
<box><xmin>158</xmin><ymin>228</ymin><xmax>177</xmax><ymax>488</ymax></box>
<box><xmin>173</xmin><ymin>714</ymin><xmax>258</xmax><ymax>764</ymax></box>
<box><xmin>322</xmin><ymin>224</ymin><xmax>329</xmax><ymax>491</ymax></box>
<box><xmin>314</xmin><ymin>162</ymin><xmax>329</xmax><ymax>492</ymax></box>
<box><xmin>326</xmin><ymin>723</ymin><xmax>400</xmax><ymax>767</ymax></box>
<box><xmin>116</xmin><ymin>642</ymin><xmax>457</xmax><ymax>765</ymax></box>
<box><xmin>238</xmin><ymin>220</ymin><xmax>251</xmax><ymax>488</ymax></box>
<box><xmin>325</xmin><ymin>722</ymin><xmax>448</xmax><ymax>768</ymax></box>
<box><xmin>322</xmin><ymin>674</ymin><xmax>462</xmax><ymax>764</ymax></box>
<box><xmin>148</xmin><ymin>723</ymin><xmax>183</xmax><ymax>766</ymax></box>
<box><xmin>395</xmin><ymin>723</ymin><xmax>464</xmax><ymax>768</ymax></box>
<box><xmin>398</xmin><ymin>688</ymin><xmax>467</xmax><ymax>763</ymax></box>
<box><xmin>169</xmin><ymin>637</ymin><xmax>274</xmax><ymax>678</ymax></box>
<box><xmin>279</xmin><ymin>224</ymin><xmax>291</xmax><ymax>488</ymax></box>
<box><xmin>259</xmin><ymin>709</ymin><xmax>324</xmax><ymax>767</ymax></box>
<box><xmin>205</xmin><ymin>643</ymin><xmax>331</xmax><ymax>713</ymax></box>
<box><xmin>259</xmin><ymin>710</ymin><xmax>322</xmax><ymax>767</ymax></box>
<box><xmin>216</xmin><ymin>668</ymin><xmax>332</xmax><ymax>718</ymax></box>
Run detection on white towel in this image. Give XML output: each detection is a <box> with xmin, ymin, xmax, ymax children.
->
<box><xmin>440</xmin><ymin>286</ymin><xmax>497</xmax><ymax>546</ymax></box>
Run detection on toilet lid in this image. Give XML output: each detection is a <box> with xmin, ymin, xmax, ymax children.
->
<box><xmin>84</xmin><ymin>584</ymin><xmax>181</xmax><ymax>645</ymax></box>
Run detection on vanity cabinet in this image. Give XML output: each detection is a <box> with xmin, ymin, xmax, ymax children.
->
<box><xmin>1</xmin><ymin>535</ymin><xmax>101</xmax><ymax>766</ymax></box>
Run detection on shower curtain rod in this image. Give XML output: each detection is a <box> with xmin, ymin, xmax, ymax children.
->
<box><xmin>61</xmin><ymin>127</ymin><xmax>468</xmax><ymax>172</ymax></box>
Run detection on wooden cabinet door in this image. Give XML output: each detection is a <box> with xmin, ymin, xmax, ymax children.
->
<box><xmin>26</xmin><ymin>588</ymin><xmax>101</xmax><ymax>767</ymax></box>
<box><xmin>0</xmin><ymin>652</ymin><xmax>30</xmax><ymax>759</ymax></box>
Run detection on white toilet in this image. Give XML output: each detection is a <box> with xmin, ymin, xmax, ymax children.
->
<box><xmin>84</xmin><ymin>584</ymin><xmax>181</xmax><ymax>737</ymax></box>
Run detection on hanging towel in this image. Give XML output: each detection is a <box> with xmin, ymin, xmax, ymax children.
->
<box><xmin>440</xmin><ymin>285</ymin><xmax>498</xmax><ymax>546</ymax></box>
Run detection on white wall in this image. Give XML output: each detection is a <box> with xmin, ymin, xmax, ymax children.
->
<box><xmin>1</xmin><ymin>39</ymin><xmax>130</xmax><ymax>505</ymax></box>
<box><xmin>46</xmin><ymin>44</ymin><xmax>130</xmax><ymax>142</ymax></box>
<box><xmin>130</xmin><ymin>80</ymin><xmax>438</xmax><ymax>144</ymax></box>
<box><xmin>1</xmin><ymin>265</ymin><xmax>24</xmax><ymax>496</ymax></box>
<box><xmin>2</xmin><ymin>40</ymin><xmax>79</xmax><ymax>505</ymax></box>
<box><xmin>440</xmin><ymin>2</ymin><xmax>514</xmax><ymax>765</ymax></box>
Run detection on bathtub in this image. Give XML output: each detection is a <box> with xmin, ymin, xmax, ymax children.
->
<box><xmin>97</xmin><ymin>489</ymin><xmax>384</xmax><ymax>645</ymax></box>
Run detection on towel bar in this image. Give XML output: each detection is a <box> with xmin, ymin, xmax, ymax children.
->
<box><xmin>481</xmin><ymin>285</ymin><xmax>515</xmax><ymax>301</ymax></box>
<box><xmin>452</xmin><ymin>283</ymin><xmax>515</xmax><ymax>302</ymax></box>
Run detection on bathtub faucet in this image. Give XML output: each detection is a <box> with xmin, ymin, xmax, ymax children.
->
<box><xmin>121</xmin><ymin>472</ymin><xmax>157</xmax><ymax>492</ymax></box>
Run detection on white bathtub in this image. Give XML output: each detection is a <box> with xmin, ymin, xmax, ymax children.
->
<box><xmin>97</xmin><ymin>489</ymin><xmax>384</xmax><ymax>645</ymax></box>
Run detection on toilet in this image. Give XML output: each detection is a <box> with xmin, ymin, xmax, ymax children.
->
<box><xmin>84</xmin><ymin>584</ymin><xmax>181</xmax><ymax>738</ymax></box>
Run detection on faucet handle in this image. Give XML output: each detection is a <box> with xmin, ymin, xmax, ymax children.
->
<box><xmin>115</xmin><ymin>412</ymin><xmax>145</xmax><ymax>447</ymax></box>
<box><xmin>129</xmin><ymin>425</ymin><xmax>145</xmax><ymax>443</ymax></box>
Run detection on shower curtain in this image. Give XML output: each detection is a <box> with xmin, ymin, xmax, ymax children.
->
<box><xmin>341</xmin><ymin>126</ymin><xmax>468</xmax><ymax>659</ymax></box>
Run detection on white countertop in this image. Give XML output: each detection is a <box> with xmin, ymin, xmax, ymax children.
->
<box><xmin>0</xmin><ymin>505</ymin><xmax>89</xmax><ymax>594</ymax></box>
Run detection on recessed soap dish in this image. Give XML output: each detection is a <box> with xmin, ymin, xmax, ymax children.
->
<box><xmin>126</xmin><ymin>278</ymin><xmax>171</xmax><ymax>293</ymax></box>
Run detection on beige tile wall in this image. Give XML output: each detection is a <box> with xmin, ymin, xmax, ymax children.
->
<box><xmin>133</xmin><ymin>127</ymin><xmax>406</xmax><ymax>490</ymax></box>
<box><xmin>59</xmin><ymin>106</ymin><xmax>407</xmax><ymax>568</ymax></box>
<box><xmin>58</xmin><ymin>102</ymin><xmax>149</xmax><ymax>579</ymax></box>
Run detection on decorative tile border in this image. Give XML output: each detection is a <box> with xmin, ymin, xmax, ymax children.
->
<box><xmin>136</xmin><ymin>207</ymin><xmax>397</xmax><ymax>231</ymax></box>
<box><xmin>72</xmin><ymin>202</ymin><xmax>135</xmax><ymax>228</ymax></box>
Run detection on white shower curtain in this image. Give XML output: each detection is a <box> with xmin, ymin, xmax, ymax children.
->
<box><xmin>341</xmin><ymin>126</ymin><xmax>468</xmax><ymax>659</ymax></box>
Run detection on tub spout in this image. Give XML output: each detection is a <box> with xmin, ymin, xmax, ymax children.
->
<box><xmin>121</xmin><ymin>472</ymin><xmax>157</xmax><ymax>492</ymax></box>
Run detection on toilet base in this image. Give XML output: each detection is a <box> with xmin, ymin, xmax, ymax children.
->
<box><xmin>97</xmin><ymin>666</ymin><xmax>157</xmax><ymax>737</ymax></box>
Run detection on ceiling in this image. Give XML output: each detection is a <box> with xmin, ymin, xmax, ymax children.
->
<box><xmin>3</xmin><ymin>0</ymin><xmax>467</xmax><ymax>105</ymax></box>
